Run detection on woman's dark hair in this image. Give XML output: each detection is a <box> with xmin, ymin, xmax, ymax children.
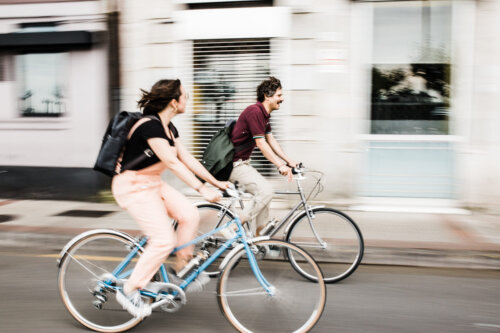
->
<box><xmin>256</xmin><ymin>76</ymin><xmax>282</xmax><ymax>102</ymax></box>
<box><xmin>137</xmin><ymin>79</ymin><xmax>182</xmax><ymax>115</ymax></box>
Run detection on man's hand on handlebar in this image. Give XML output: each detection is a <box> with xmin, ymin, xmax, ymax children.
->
<box><xmin>278</xmin><ymin>164</ymin><xmax>293</xmax><ymax>182</ymax></box>
<box><xmin>291</xmin><ymin>162</ymin><xmax>304</xmax><ymax>174</ymax></box>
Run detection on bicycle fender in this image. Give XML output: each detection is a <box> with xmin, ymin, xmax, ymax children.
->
<box><xmin>192</xmin><ymin>200</ymin><xmax>213</xmax><ymax>208</ymax></box>
<box><xmin>283</xmin><ymin>205</ymin><xmax>325</xmax><ymax>235</ymax></box>
<box><xmin>56</xmin><ymin>229</ymin><xmax>140</xmax><ymax>267</ymax></box>
<box><xmin>218</xmin><ymin>236</ymin><xmax>271</xmax><ymax>272</ymax></box>
<box><xmin>193</xmin><ymin>201</ymin><xmax>236</xmax><ymax>214</ymax></box>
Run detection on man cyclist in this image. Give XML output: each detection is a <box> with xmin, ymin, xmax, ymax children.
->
<box><xmin>229</xmin><ymin>76</ymin><xmax>298</xmax><ymax>235</ymax></box>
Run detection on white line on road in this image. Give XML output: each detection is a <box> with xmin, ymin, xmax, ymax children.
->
<box><xmin>473</xmin><ymin>323</ymin><xmax>500</xmax><ymax>330</ymax></box>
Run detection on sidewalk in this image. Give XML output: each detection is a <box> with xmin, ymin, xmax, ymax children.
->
<box><xmin>0</xmin><ymin>198</ymin><xmax>499</xmax><ymax>269</ymax></box>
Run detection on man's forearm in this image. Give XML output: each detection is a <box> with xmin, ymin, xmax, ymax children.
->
<box><xmin>256</xmin><ymin>139</ymin><xmax>286</xmax><ymax>167</ymax></box>
<box><xmin>266</xmin><ymin>135</ymin><xmax>293</xmax><ymax>165</ymax></box>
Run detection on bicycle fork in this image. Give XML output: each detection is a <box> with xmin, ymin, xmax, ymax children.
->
<box><xmin>297</xmin><ymin>181</ymin><xmax>328</xmax><ymax>250</ymax></box>
<box><xmin>242</xmin><ymin>240</ymin><xmax>275</xmax><ymax>296</ymax></box>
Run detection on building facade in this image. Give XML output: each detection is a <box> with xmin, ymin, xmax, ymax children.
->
<box><xmin>2</xmin><ymin>0</ymin><xmax>500</xmax><ymax>211</ymax></box>
<box><xmin>0</xmin><ymin>0</ymin><xmax>113</xmax><ymax>199</ymax></box>
<box><xmin>118</xmin><ymin>0</ymin><xmax>500</xmax><ymax>211</ymax></box>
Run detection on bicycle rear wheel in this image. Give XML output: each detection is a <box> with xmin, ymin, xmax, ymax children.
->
<box><xmin>58</xmin><ymin>232</ymin><xmax>147</xmax><ymax>333</ymax></box>
<box><xmin>217</xmin><ymin>239</ymin><xmax>326</xmax><ymax>333</ymax></box>
<box><xmin>195</xmin><ymin>202</ymin><xmax>235</xmax><ymax>276</ymax></box>
<box><xmin>286</xmin><ymin>207</ymin><xmax>364</xmax><ymax>283</ymax></box>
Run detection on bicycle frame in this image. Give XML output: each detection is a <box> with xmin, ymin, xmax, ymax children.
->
<box><xmin>98</xmin><ymin>217</ymin><xmax>274</xmax><ymax>310</ymax></box>
<box><xmin>210</xmin><ymin>170</ymin><xmax>327</xmax><ymax>245</ymax></box>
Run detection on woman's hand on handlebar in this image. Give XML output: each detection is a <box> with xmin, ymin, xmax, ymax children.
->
<box><xmin>214</xmin><ymin>180</ymin><xmax>232</xmax><ymax>191</ymax></box>
<box><xmin>198</xmin><ymin>184</ymin><xmax>222</xmax><ymax>203</ymax></box>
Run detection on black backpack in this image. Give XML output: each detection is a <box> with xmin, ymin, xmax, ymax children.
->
<box><xmin>201</xmin><ymin>120</ymin><xmax>253</xmax><ymax>181</ymax></box>
<box><xmin>93</xmin><ymin>111</ymin><xmax>157</xmax><ymax>177</ymax></box>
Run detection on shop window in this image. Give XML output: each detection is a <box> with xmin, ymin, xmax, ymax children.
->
<box><xmin>371</xmin><ymin>3</ymin><xmax>451</xmax><ymax>135</ymax></box>
<box><xmin>16</xmin><ymin>52</ymin><xmax>68</xmax><ymax>117</ymax></box>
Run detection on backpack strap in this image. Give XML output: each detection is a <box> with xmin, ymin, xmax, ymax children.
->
<box><xmin>117</xmin><ymin>115</ymin><xmax>159</xmax><ymax>173</ymax></box>
<box><xmin>234</xmin><ymin>140</ymin><xmax>254</xmax><ymax>153</ymax></box>
<box><xmin>121</xmin><ymin>147</ymin><xmax>155</xmax><ymax>171</ymax></box>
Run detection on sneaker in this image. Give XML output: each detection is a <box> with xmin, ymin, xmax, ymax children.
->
<box><xmin>256</xmin><ymin>225</ymin><xmax>265</xmax><ymax>236</ymax></box>
<box><xmin>257</xmin><ymin>218</ymin><xmax>278</xmax><ymax>236</ymax></box>
<box><xmin>115</xmin><ymin>289</ymin><xmax>152</xmax><ymax>318</ymax></box>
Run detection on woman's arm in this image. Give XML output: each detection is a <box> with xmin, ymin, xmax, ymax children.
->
<box><xmin>147</xmin><ymin>138</ymin><xmax>222</xmax><ymax>201</ymax></box>
<box><xmin>176</xmin><ymin>139</ymin><xmax>230</xmax><ymax>190</ymax></box>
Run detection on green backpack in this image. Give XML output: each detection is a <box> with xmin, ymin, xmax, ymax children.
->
<box><xmin>201</xmin><ymin>120</ymin><xmax>252</xmax><ymax>181</ymax></box>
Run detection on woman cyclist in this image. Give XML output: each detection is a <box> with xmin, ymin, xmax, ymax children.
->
<box><xmin>112</xmin><ymin>79</ymin><xmax>230</xmax><ymax>318</ymax></box>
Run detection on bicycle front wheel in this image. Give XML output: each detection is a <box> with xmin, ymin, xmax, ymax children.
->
<box><xmin>286</xmin><ymin>208</ymin><xmax>364</xmax><ymax>283</ymax></box>
<box><xmin>217</xmin><ymin>239</ymin><xmax>326</xmax><ymax>333</ymax></box>
<box><xmin>58</xmin><ymin>232</ymin><xmax>147</xmax><ymax>333</ymax></box>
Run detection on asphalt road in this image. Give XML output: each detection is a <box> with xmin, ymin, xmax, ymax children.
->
<box><xmin>1</xmin><ymin>247</ymin><xmax>499</xmax><ymax>333</ymax></box>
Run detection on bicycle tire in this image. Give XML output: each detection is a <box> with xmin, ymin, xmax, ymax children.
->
<box><xmin>286</xmin><ymin>207</ymin><xmax>364</xmax><ymax>283</ymax></box>
<box><xmin>58</xmin><ymin>231</ymin><xmax>148</xmax><ymax>333</ymax></box>
<box><xmin>217</xmin><ymin>239</ymin><xmax>326</xmax><ymax>333</ymax></box>
<box><xmin>194</xmin><ymin>202</ymin><xmax>236</xmax><ymax>277</ymax></box>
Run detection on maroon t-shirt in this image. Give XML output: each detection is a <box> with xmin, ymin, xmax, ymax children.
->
<box><xmin>231</xmin><ymin>102</ymin><xmax>272</xmax><ymax>161</ymax></box>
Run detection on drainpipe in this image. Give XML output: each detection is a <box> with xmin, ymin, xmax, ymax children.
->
<box><xmin>106</xmin><ymin>0</ymin><xmax>121</xmax><ymax>119</ymax></box>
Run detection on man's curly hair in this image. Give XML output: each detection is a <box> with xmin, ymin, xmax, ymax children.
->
<box><xmin>256</xmin><ymin>76</ymin><xmax>282</xmax><ymax>102</ymax></box>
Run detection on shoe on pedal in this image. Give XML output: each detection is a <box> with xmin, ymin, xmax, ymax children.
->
<box><xmin>257</xmin><ymin>218</ymin><xmax>278</xmax><ymax>236</ymax></box>
<box><xmin>115</xmin><ymin>289</ymin><xmax>151</xmax><ymax>318</ymax></box>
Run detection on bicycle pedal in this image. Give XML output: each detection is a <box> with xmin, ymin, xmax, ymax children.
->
<box><xmin>148</xmin><ymin>282</ymin><xmax>187</xmax><ymax>313</ymax></box>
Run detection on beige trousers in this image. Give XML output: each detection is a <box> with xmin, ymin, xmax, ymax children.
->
<box><xmin>112</xmin><ymin>169</ymin><xmax>199</xmax><ymax>291</ymax></box>
<box><xmin>229</xmin><ymin>161</ymin><xmax>273</xmax><ymax>231</ymax></box>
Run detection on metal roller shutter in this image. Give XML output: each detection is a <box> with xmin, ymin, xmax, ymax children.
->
<box><xmin>178</xmin><ymin>38</ymin><xmax>282</xmax><ymax>178</ymax></box>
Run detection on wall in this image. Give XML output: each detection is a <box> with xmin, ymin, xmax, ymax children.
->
<box><xmin>0</xmin><ymin>1</ymin><xmax>109</xmax><ymax>168</ymax></box>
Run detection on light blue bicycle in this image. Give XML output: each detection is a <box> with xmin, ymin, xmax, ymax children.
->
<box><xmin>57</xmin><ymin>189</ymin><xmax>327</xmax><ymax>333</ymax></box>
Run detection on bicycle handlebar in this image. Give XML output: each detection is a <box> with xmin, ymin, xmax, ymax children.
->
<box><xmin>223</xmin><ymin>181</ymin><xmax>246</xmax><ymax>200</ymax></box>
<box><xmin>291</xmin><ymin>162</ymin><xmax>304</xmax><ymax>175</ymax></box>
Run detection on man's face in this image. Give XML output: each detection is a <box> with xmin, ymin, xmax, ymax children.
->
<box><xmin>267</xmin><ymin>88</ymin><xmax>284</xmax><ymax>112</ymax></box>
<box><xmin>176</xmin><ymin>85</ymin><xmax>188</xmax><ymax>114</ymax></box>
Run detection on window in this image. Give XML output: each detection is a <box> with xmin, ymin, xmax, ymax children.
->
<box><xmin>370</xmin><ymin>3</ymin><xmax>451</xmax><ymax>135</ymax></box>
<box><xmin>181</xmin><ymin>0</ymin><xmax>273</xmax><ymax>9</ymax></box>
<box><xmin>16</xmin><ymin>52</ymin><xmax>68</xmax><ymax>117</ymax></box>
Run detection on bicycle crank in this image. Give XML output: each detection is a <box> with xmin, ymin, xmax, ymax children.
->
<box><xmin>148</xmin><ymin>282</ymin><xmax>187</xmax><ymax>313</ymax></box>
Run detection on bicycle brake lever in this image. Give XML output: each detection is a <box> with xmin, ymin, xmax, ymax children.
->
<box><xmin>224</xmin><ymin>187</ymin><xmax>240</xmax><ymax>199</ymax></box>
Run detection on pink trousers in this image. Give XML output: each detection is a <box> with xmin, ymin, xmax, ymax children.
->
<box><xmin>112</xmin><ymin>170</ymin><xmax>199</xmax><ymax>291</ymax></box>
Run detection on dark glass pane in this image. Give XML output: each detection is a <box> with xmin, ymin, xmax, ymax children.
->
<box><xmin>17</xmin><ymin>53</ymin><xmax>67</xmax><ymax>117</ymax></box>
<box><xmin>371</xmin><ymin>63</ymin><xmax>450</xmax><ymax>135</ymax></box>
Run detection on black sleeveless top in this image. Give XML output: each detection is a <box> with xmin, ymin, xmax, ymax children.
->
<box><xmin>121</xmin><ymin>116</ymin><xmax>179</xmax><ymax>171</ymax></box>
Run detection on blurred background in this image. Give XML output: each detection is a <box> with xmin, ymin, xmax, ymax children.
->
<box><xmin>0</xmin><ymin>0</ymin><xmax>499</xmax><ymax>213</ymax></box>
